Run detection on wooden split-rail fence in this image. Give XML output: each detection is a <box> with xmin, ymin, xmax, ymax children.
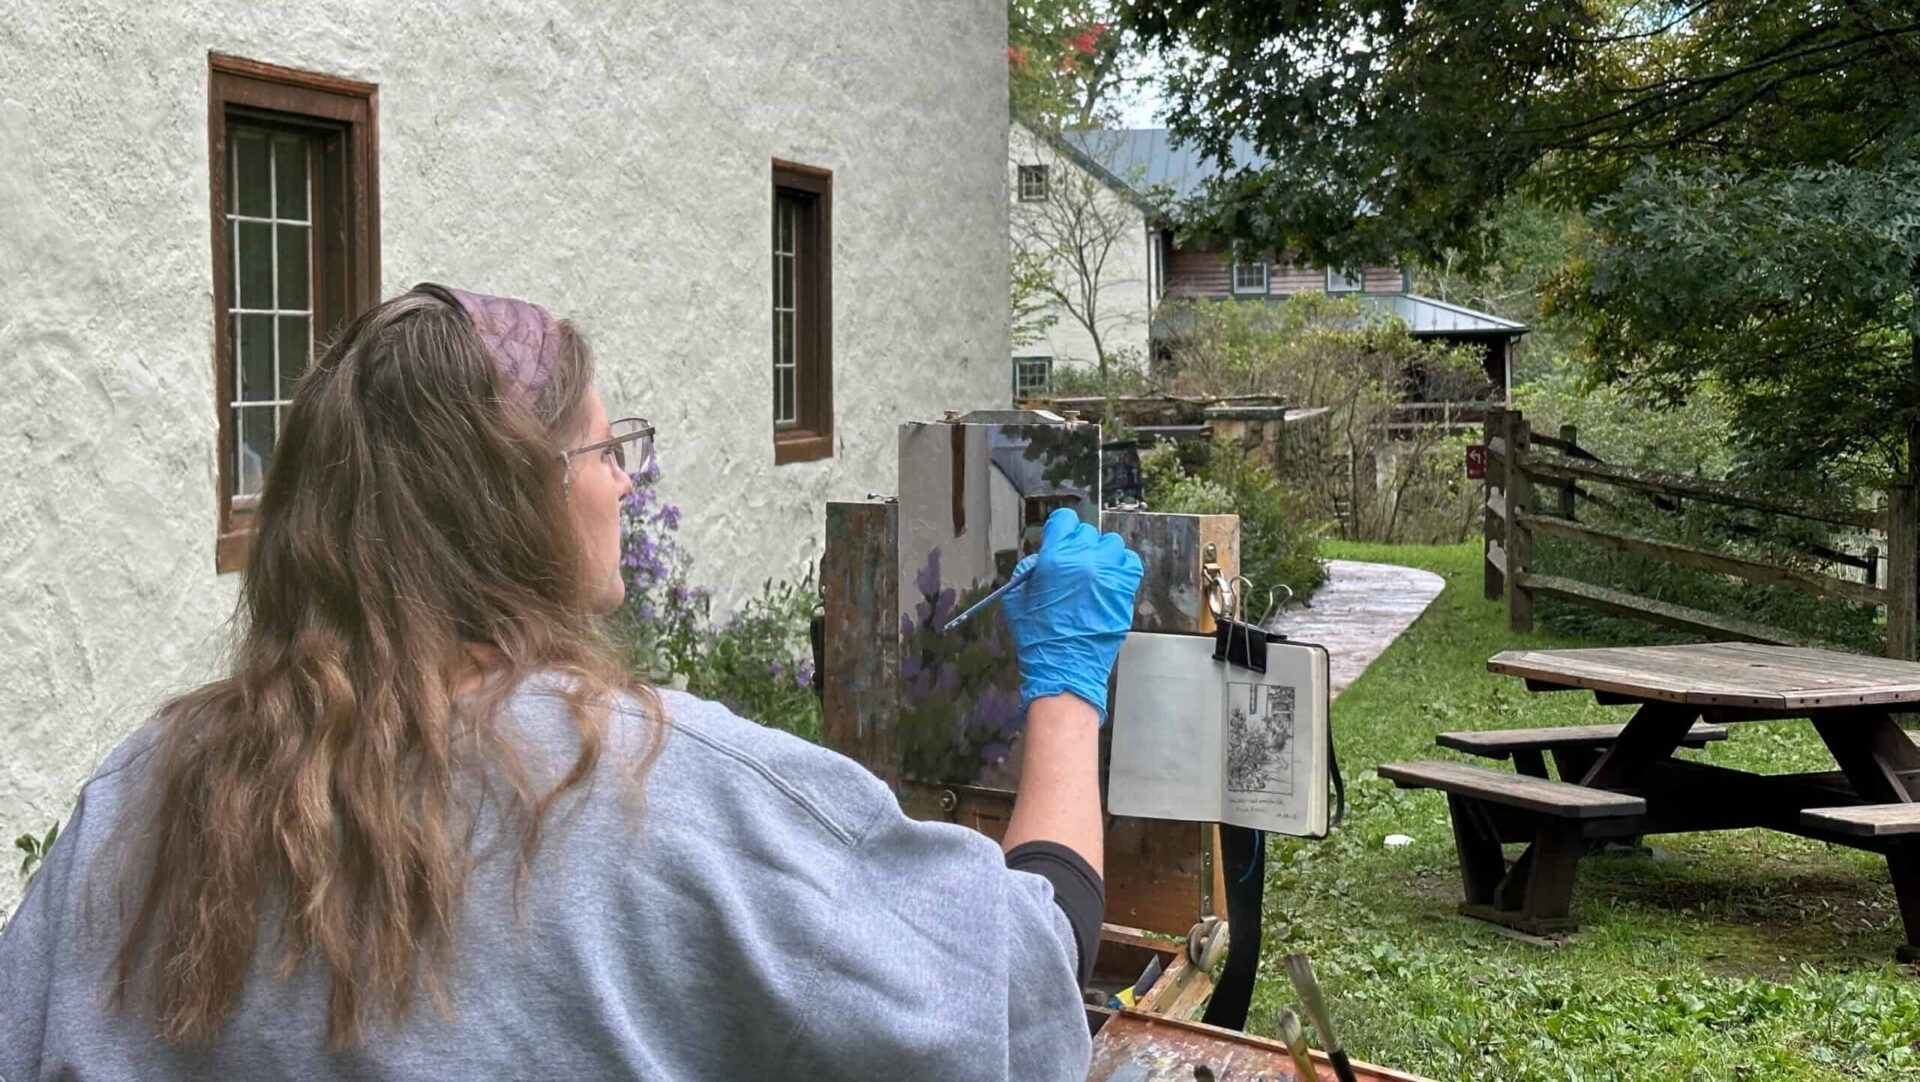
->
<box><xmin>1482</xmin><ymin>407</ymin><xmax>1920</xmax><ymax>659</ymax></box>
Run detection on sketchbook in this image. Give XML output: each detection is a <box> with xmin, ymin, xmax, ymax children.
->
<box><xmin>1107</xmin><ymin>631</ymin><xmax>1332</xmax><ymax>838</ymax></box>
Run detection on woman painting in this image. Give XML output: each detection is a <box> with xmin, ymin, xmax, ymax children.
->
<box><xmin>0</xmin><ymin>285</ymin><xmax>1142</xmax><ymax>1080</ymax></box>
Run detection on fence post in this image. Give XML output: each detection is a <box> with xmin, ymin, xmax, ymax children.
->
<box><xmin>1557</xmin><ymin>424</ymin><xmax>1578</xmax><ymax>522</ymax></box>
<box><xmin>1888</xmin><ymin>481</ymin><xmax>1917</xmax><ymax>660</ymax></box>
<box><xmin>1507</xmin><ymin>413</ymin><xmax>1535</xmax><ymax>633</ymax></box>
<box><xmin>1484</xmin><ymin>407</ymin><xmax>1507</xmax><ymax>600</ymax></box>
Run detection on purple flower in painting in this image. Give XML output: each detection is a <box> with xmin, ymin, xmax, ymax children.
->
<box><xmin>979</xmin><ymin>742</ymin><xmax>1011</xmax><ymax>767</ymax></box>
<box><xmin>795</xmin><ymin>660</ymin><xmax>814</xmax><ymax>688</ymax></box>
<box><xmin>902</xmin><ymin>654</ymin><xmax>924</xmax><ymax>682</ymax></box>
<box><xmin>770</xmin><ymin>661</ymin><xmax>787</xmax><ymax>684</ymax></box>
<box><xmin>930</xmin><ymin>587</ymin><xmax>957</xmax><ymax>629</ymax></box>
<box><xmin>932</xmin><ymin>663</ymin><xmax>959</xmax><ymax>697</ymax></box>
<box><xmin>971</xmin><ymin>684</ymin><xmax>1024</xmax><ymax>740</ymax></box>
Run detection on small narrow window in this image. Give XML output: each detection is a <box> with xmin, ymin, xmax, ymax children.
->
<box><xmin>1327</xmin><ymin>267</ymin><xmax>1364</xmax><ymax>294</ymax></box>
<box><xmin>773</xmin><ymin>160</ymin><xmax>833</xmax><ymax>464</ymax></box>
<box><xmin>209</xmin><ymin>54</ymin><xmax>378</xmax><ymax>573</ymax></box>
<box><xmin>1013</xmin><ymin>356</ymin><xmax>1053</xmax><ymax>399</ymax></box>
<box><xmin>1231</xmin><ymin>245</ymin><xmax>1268</xmax><ymax>295</ymax></box>
<box><xmin>1018</xmin><ymin>164</ymin><xmax>1050</xmax><ymax>202</ymax></box>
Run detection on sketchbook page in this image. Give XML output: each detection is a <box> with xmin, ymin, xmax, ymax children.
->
<box><xmin>1221</xmin><ymin>641</ymin><xmax>1331</xmax><ymax>837</ymax></box>
<box><xmin>1107</xmin><ymin>633</ymin><xmax>1223</xmax><ymax>822</ymax></box>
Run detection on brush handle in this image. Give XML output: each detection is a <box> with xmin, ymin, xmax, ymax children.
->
<box><xmin>1327</xmin><ymin>1049</ymin><xmax>1359</xmax><ymax>1082</ymax></box>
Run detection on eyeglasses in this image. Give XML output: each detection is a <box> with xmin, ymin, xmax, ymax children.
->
<box><xmin>565</xmin><ymin>417</ymin><xmax>656</xmax><ymax>478</ymax></box>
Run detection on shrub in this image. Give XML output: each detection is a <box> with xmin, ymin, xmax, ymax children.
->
<box><xmin>1158</xmin><ymin>295</ymin><xmax>1491</xmax><ymax>544</ymax></box>
<box><xmin>612</xmin><ymin>467</ymin><xmax>821</xmax><ymax>740</ymax></box>
<box><xmin>1143</xmin><ymin>441</ymin><xmax>1329</xmax><ymax>601</ymax></box>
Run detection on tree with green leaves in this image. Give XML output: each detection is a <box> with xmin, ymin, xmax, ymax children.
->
<box><xmin>1008</xmin><ymin>1</ymin><xmax>1137</xmax><ymax>127</ymax></box>
<box><xmin>1123</xmin><ymin>1</ymin><xmax>1920</xmax><ymax>475</ymax></box>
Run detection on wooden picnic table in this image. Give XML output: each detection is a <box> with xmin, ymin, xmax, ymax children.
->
<box><xmin>1387</xmin><ymin>643</ymin><xmax>1920</xmax><ymax>959</ymax></box>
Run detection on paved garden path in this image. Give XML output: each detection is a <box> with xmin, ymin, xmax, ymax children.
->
<box><xmin>1269</xmin><ymin>559</ymin><xmax>1447</xmax><ymax>699</ymax></box>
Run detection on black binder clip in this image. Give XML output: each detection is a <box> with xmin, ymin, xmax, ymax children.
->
<box><xmin>1213</xmin><ymin>578</ymin><xmax>1292</xmax><ymax>672</ymax></box>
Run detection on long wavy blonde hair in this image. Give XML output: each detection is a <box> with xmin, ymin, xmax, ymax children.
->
<box><xmin>110</xmin><ymin>290</ymin><xmax>659</xmax><ymax>1047</ymax></box>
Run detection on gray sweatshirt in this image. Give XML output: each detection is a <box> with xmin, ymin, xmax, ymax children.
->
<box><xmin>0</xmin><ymin>683</ymin><xmax>1092</xmax><ymax>1080</ymax></box>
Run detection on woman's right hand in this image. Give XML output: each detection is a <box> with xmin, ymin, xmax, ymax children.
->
<box><xmin>1001</xmin><ymin>508</ymin><xmax>1143</xmax><ymax>723</ymax></box>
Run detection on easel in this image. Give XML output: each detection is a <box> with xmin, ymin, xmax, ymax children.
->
<box><xmin>818</xmin><ymin>409</ymin><xmax>1241</xmax><ymax>1021</ymax></box>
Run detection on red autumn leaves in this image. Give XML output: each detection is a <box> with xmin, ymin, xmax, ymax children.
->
<box><xmin>1008</xmin><ymin>22</ymin><xmax>1107</xmax><ymax>72</ymax></box>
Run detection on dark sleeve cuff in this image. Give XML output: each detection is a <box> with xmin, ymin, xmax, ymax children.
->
<box><xmin>1004</xmin><ymin>841</ymin><xmax>1104</xmax><ymax>988</ymax></box>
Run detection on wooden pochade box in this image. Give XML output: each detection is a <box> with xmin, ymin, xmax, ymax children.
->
<box><xmin>820</xmin><ymin>412</ymin><xmax>1241</xmax><ymax>938</ymax></box>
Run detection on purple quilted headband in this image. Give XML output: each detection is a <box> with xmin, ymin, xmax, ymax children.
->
<box><xmin>413</xmin><ymin>282</ymin><xmax>560</xmax><ymax>393</ymax></box>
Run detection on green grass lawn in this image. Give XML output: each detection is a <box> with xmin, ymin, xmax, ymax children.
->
<box><xmin>1249</xmin><ymin>541</ymin><xmax>1920</xmax><ymax>1080</ymax></box>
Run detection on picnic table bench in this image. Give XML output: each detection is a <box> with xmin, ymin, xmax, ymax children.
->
<box><xmin>1382</xmin><ymin>643</ymin><xmax>1920</xmax><ymax>957</ymax></box>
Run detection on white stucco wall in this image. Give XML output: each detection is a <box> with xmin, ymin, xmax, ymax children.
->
<box><xmin>1008</xmin><ymin>122</ymin><xmax>1152</xmax><ymax>380</ymax></box>
<box><xmin>0</xmin><ymin>0</ymin><xmax>1009</xmax><ymax>910</ymax></box>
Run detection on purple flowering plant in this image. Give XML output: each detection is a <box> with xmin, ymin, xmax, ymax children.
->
<box><xmin>613</xmin><ymin>461</ymin><xmax>821</xmax><ymax>740</ymax></box>
<box><xmin>896</xmin><ymin>547</ymin><xmax>1026</xmax><ymax>785</ymax></box>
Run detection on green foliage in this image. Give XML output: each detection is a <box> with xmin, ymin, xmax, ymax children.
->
<box><xmin>679</xmin><ymin>575</ymin><xmax>823</xmax><ymax>744</ymax></box>
<box><xmin>1142</xmin><ymin>441</ymin><xmax>1327</xmax><ymax>598</ymax></box>
<box><xmin>15</xmin><ymin>822</ymin><xmax>56</xmax><ymax>880</ymax></box>
<box><xmin>1550</xmin><ymin>158</ymin><xmax>1920</xmax><ymax>475</ymax></box>
<box><xmin>1251</xmin><ymin>539</ymin><xmax>1920</xmax><ymax>1081</ymax></box>
<box><xmin>1160</xmin><ymin>296</ymin><xmax>1490</xmax><ymax>544</ymax></box>
<box><xmin>1125</xmin><ymin>2</ymin><xmax>1920</xmax><ymax>472</ymax></box>
<box><xmin>1124</xmin><ymin>2</ymin><xmax>1915</xmax><ymax>270</ymax></box>
<box><xmin>1010</xmin><ymin>247</ymin><xmax>1059</xmax><ymax>351</ymax></box>
<box><xmin>1510</xmin><ymin>376</ymin><xmax>1885</xmax><ymax>652</ymax></box>
<box><xmin>1008</xmin><ymin>1</ymin><xmax>1133</xmax><ymax>128</ymax></box>
<box><xmin>1047</xmin><ymin>360</ymin><xmax>1156</xmax><ymax>398</ymax></box>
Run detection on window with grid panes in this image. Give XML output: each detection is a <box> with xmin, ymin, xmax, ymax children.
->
<box><xmin>1018</xmin><ymin>164</ymin><xmax>1049</xmax><ymax>202</ymax></box>
<box><xmin>209</xmin><ymin>55</ymin><xmax>378</xmax><ymax>572</ymax></box>
<box><xmin>1013</xmin><ymin>357</ymin><xmax>1052</xmax><ymax>398</ymax></box>
<box><xmin>1231</xmin><ymin>244</ymin><xmax>1268</xmax><ymax>295</ymax></box>
<box><xmin>226</xmin><ymin>126</ymin><xmax>313</xmax><ymax>498</ymax></box>
<box><xmin>772</xmin><ymin>161</ymin><xmax>833</xmax><ymax>464</ymax></box>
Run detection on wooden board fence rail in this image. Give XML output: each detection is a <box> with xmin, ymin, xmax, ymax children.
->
<box><xmin>1480</xmin><ymin>407</ymin><xmax>1918</xmax><ymax>659</ymax></box>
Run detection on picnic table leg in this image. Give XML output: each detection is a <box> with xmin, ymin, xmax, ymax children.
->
<box><xmin>1812</xmin><ymin>710</ymin><xmax>1920</xmax><ymax>962</ymax></box>
<box><xmin>1448</xmin><ymin>795</ymin><xmax>1506</xmax><ymax>908</ymax></box>
<box><xmin>1511</xmin><ymin>748</ymin><xmax>1550</xmax><ymax>779</ymax></box>
<box><xmin>1550</xmin><ymin>747</ymin><xmax>1598</xmax><ymax>784</ymax></box>
<box><xmin>1496</xmin><ymin>822</ymin><xmax>1583</xmax><ymax>931</ymax></box>
<box><xmin>1891</xmin><ymin>842</ymin><xmax>1920</xmax><ymax>964</ymax></box>
<box><xmin>1578</xmin><ymin>702</ymin><xmax>1703</xmax><ymax>788</ymax></box>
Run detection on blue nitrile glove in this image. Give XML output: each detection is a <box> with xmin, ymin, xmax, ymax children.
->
<box><xmin>1002</xmin><ymin>507</ymin><xmax>1144</xmax><ymax>724</ymax></box>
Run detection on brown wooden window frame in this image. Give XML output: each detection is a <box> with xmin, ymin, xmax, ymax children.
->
<box><xmin>209</xmin><ymin>53</ymin><xmax>379</xmax><ymax>573</ymax></box>
<box><xmin>772</xmin><ymin>160</ymin><xmax>834</xmax><ymax>465</ymax></box>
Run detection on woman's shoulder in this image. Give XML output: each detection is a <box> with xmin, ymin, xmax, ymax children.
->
<box><xmin>504</xmin><ymin>678</ymin><xmax>896</xmax><ymax>850</ymax></box>
<box><xmin>647</xmin><ymin>690</ymin><xmax>897</xmax><ymax>848</ymax></box>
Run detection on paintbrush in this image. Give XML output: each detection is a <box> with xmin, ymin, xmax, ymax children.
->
<box><xmin>1284</xmin><ymin>954</ymin><xmax>1358</xmax><ymax>1082</ymax></box>
<box><xmin>1276</xmin><ymin>1007</ymin><xmax>1318</xmax><ymax>1081</ymax></box>
<box><xmin>940</xmin><ymin>563</ymin><xmax>1034</xmax><ymax>633</ymax></box>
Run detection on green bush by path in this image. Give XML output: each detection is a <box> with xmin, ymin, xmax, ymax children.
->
<box><xmin>1255</xmin><ymin>541</ymin><xmax>1920</xmax><ymax>1081</ymax></box>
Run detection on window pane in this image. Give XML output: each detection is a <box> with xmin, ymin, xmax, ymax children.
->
<box><xmin>781</xmin><ymin>311</ymin><xmax>795</xmax><ymax>362</ymax></box>
<box><xmin>781</xmin><ymin>254</ymin><xmax>794</xmax><ymax>308</ymax></box>
<box><xmin>232</xmin><ymin>130</ymin><xmax>271</xmax><ymax>217</ymax></box>
<box><xmin>237</xmin><ymin>314</ymin><xmax>274</xmax><ymax>401</ymax></box>
<box><xmin>235</xmin><ymin>404</ymin><xmax>277</xmax><ymax>496</ymax></box>
<box><xmin>237</xmin><ymin>220</ymin><xmax>273</xmax><ymax>309</ymax></box>
<box><xmin>274</xmin><ymin>136</ymin><xmax>308</xmax><ymax>220</ymax></box>
<box><xmin>277</xmin><ymin>225</ymin><xmax>310</xmax><ymax>311</ymax></box>
<box><xmin>278</xmin><ymin>316</ymin><xmax>310</xmax><ymax>399</ymax></box>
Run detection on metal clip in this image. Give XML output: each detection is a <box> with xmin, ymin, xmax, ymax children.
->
<box><xmin>1201</xmin><ymin>543</ymin><xmax>1232</xmax><ymax>620</ymax></box>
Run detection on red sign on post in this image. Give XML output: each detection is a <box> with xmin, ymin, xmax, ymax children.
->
<box><xmin>1465</xmin><ymin>443</ymin><xmax>1488</xmax><ymax>480</ymax></box>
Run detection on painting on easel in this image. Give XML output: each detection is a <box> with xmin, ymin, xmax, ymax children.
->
<box><xmin>894</xmin><ymin>420</ymin><xmax>1100</xmax><ymax>788</ymax></box>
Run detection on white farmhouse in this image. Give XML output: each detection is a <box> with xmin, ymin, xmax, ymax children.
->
<box><xmin>1008</xmin><ymin>121</ymin><xmax>1160</xmax><ymax>396</ymax></box>
<box><xmin>0</xmin><ymin>0</ymin><xmax>1011</xmax><ymax>907</ymax></box>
